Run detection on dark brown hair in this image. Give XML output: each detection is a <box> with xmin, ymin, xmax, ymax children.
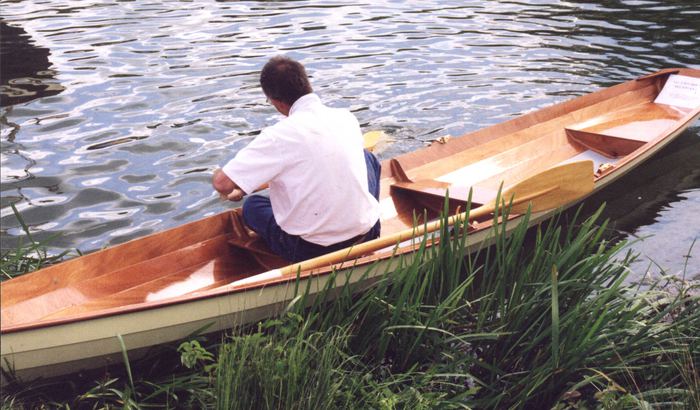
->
<box><xmin>260</xmin><ymin>56</ymin><xmax>313</xmax><ymax>105</ymax></box>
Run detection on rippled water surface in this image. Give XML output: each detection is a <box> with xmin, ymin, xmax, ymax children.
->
<box><xmin>1</xmin><ymin>0</ymin><xmax>699</xmax><ymax>279</ymax></box>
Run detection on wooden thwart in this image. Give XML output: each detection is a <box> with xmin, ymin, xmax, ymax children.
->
<box><xmin>390</xmin><ymin>181</ymin><xmax>497</xmax><ymax>210</ymax></box>
<box><xmin>389</xmin><ymin>158</ymin><xmax>499</xmax><ymax>210</ymax></box>
<box><xmin>227</xmin><ymin>210</ymin><xmax>288</xmax><ymax>270</ymax></box>
<box><xmin>566</xmin><ymin>128</ymin><xmax>646</xmax><ymax>159</ymax></box>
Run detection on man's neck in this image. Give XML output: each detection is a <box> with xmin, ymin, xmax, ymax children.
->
<box><xmin>287</xmin><ymin>93</ymin><xmax>318</xmax><ymax>116</ymax></box>
<box><xmin>271</xmin><ymin>99</ymin><xmax>291</xmax><ymax>116</ymax></box>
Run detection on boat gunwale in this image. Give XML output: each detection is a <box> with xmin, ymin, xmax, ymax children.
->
<box><xmin>0</xmin><ymin>232</ymin><xmax>440</xmax><ymax>333</ymax></box>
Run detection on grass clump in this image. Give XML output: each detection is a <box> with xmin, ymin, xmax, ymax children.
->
<box><xmin>216</xmin><ymin>317</ymin><xmax>355</xmax><ymax>410</ymax></box>
<box><xmin>210</xmin><ymin>204</ymin><xmax>698</xmax><ymax>409</ymax></box>
<box><xmin>2</xmin><ymin>204</ymin><xmax>698</xmax><ymax>409</ymax></box>
<box><xmin>464</xmin><ymin>207</ymin><xmax>699</xmax><ymax>408</ymax></box>
<box><xmin>1</xmin><ymin>205</ymin><xmax>75</xmax><ymax>281</ymax></box>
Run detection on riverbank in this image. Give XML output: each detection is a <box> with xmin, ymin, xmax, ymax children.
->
<box><xmin>2</xmin><ymin>208</ymin><xmax>698</xmax><ymax>409</ymax></box>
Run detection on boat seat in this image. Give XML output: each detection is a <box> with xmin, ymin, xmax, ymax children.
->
<box><xmin>390</xmin><ymin>180</ymin><xmax>497</xmax><ymax>208</ymax></box>
<box><xmin>388</xmin><ymin>157</ymin><xmax>498</xmax><ymax>212</ymax></box>
<box><xmin>565</xmin><ymin>101</ymin><xmax>688</xmax><ymax>159</ymax></box>
<box><xmin>227</xmin><ymin>236</ymin><xmax>289</xmax><ymax>271</ymax></box>
<box><xmin>565</xmin><ymin>128</ymin><xmax>646</xmax><ymax>159</ymax></box>
<box><xmin>227</xmin><ymin>210</ymin><xmax>289</xmax><ymax>270</ymax></box>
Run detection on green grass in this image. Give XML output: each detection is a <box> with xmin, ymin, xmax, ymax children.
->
<box><xmin>1</xmin><ymin>203</ymin><xmax>698</xmax><ymax>409</ymax></box>
<box><xmin>0</xmin><ymin>205</ymin><xmax>76</xmax><ymax>282</ymax></box>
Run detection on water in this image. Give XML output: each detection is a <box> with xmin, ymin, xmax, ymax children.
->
<box><xmin>1</xmin><ymin>0</ymin><xmax>699</xmax><ymax>281</ymax></box>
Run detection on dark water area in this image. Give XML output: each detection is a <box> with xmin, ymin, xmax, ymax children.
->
<box><xmin>1</xmin><ymin>1</ymin><xmax>699</xmax><ymax>281</ymax></box>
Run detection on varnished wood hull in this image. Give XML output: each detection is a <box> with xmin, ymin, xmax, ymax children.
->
<box><xmin>2</xmin><ymin>68</ymin><xmax>699</xmax><ymax>383</ymax></box>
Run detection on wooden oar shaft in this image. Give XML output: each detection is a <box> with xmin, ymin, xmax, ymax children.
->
<box><xmin>508</xmin><ymin>185</ymin><xmax>557</xmax><ymax>205</ymax></box>
<box><xmin>278</xmin><ymin>183</ymin><xmax>546</xmax><ymax>276</ymax></box>
<box><xmin>279</xmin><ymin>202</ymin><xmax>495</xmax><ymax>276</ymax></box>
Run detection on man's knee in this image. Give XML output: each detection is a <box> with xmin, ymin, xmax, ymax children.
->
<box><xmin>242</xmin><ymin>195</ymin><xmax>272</xmax><ymax>229</ymax></box>
<box><xmin>364</xmin><ymin>149</ymin><xmax>381</xmax><ymax>199</ymax></box>
<box><xmin>364</xmin><ymin>149</ymin><xmax>380</xmax><ymax>175</ymax></box>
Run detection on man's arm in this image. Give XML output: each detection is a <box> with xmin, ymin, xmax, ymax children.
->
<box><xmin>212</xmin><ymin>168</ymin><xmax>246</xmax><ymax>201</ymax></box>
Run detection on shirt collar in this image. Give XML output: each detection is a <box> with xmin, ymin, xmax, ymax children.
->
<box><xmin>289</xmin><ymin>93</ymin><xmax>321</xmax><ymax>115</ymax></box>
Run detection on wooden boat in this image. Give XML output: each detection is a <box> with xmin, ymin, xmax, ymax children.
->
<box><xmin>2</xmin><ymin>67</ymin><xmax>699</xmax><ymax>383</ymax></box>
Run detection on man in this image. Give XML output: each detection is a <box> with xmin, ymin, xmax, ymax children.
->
<box><xmin>212</xmin><ymin>56</ymin><xmax>381</xmax><ymax>262</ymax></box>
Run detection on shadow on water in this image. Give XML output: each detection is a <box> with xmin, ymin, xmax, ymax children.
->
<box><xmin>0</xmin><ymin>21</ymin><xmax>64</xmax><ymax>107</ymax></box>
<box><xmin>575</xmin><ymin>128</ymin><xmax>700</xmax><ymax>279</ymax></box>
<box><xmin>582</xmin><ymin>130</ymin><xmax>700</xmax><ymax>233</ymax></box>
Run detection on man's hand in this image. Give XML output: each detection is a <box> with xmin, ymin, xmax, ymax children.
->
<box><xmin>226</xmin><ymin>188</ymin><xmax>245</xmax><ymax>202</ymax></box>
<box><xmin>212</xmin><ymin>168</ymin><xmax>246</xmax><ymax>201</ymax></box>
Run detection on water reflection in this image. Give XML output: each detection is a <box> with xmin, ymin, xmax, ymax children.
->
<box><xmin>0</xmin><ymin>21</ymin><xmax>64</xmax><ymax>107</ymax></box>
<box><xmin>579</xmin><ymin>130</ymin><xmax>700</xmax><ymax>279</ymax></box>
<box><xmin>0</xmin><ymin>0</ymin><xmax>698</xmax><ymax>276</ymax></box>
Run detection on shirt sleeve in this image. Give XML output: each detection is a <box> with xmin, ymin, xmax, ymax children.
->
<box><xmin>221</xmin><ymin>129</ymin><xmax>286</xmax><ymax>194</ymax></box>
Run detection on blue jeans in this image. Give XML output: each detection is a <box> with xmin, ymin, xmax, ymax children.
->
<box><xmin>242</xmin><ymin>149</ymin><xmax>381</xmax><ymax>262</ymax></box>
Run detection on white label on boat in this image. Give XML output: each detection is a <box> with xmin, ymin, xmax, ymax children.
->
<box><xmin>654</xmin><ymin>74</ymin><xmax>700</xmax><ymax>109</ymax></box>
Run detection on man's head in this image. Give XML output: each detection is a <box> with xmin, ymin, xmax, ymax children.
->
<box><xmin>260</xmin><ymin>56</ymin><xmax>312</xmax><ymax>113</ymax></box>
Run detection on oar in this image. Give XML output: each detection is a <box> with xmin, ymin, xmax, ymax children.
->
<box><xmin>231</xmin><ymin>160</ymin><xmax>594</xmax><ymax>287</ymax></box>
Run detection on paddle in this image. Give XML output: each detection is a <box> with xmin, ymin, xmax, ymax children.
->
<box><xmin>231</xmin><ymin>160</ymin><xmax>594</xmax><ymax>287</ymax></box>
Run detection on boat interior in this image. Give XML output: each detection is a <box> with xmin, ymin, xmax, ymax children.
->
<box><xmin>2</xmin><ymin>69</ymin><xmax>699</xmax><ymax>330</ymax></box>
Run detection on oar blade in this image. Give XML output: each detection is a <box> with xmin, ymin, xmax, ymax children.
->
<box><xmin>363</xmin><ymin>130</ymin><xmax>386</xmax><ymax>152</ymax></box>
<box><xmin>501</xmin><ymin>160</ymin><xmax>594</xmax><ymax>214</ymax></box>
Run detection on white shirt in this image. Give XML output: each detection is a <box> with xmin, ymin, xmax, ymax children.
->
<box><xmin>222</xmin><ymin>94</ymin><xmax>380</xmax><ymax>246</ymax></box>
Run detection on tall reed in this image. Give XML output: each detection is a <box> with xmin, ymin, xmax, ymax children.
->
<box><xmin>212</xmin><ymin>202</ymin><xmax>698</xmax><ymax>409</ymax></box>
